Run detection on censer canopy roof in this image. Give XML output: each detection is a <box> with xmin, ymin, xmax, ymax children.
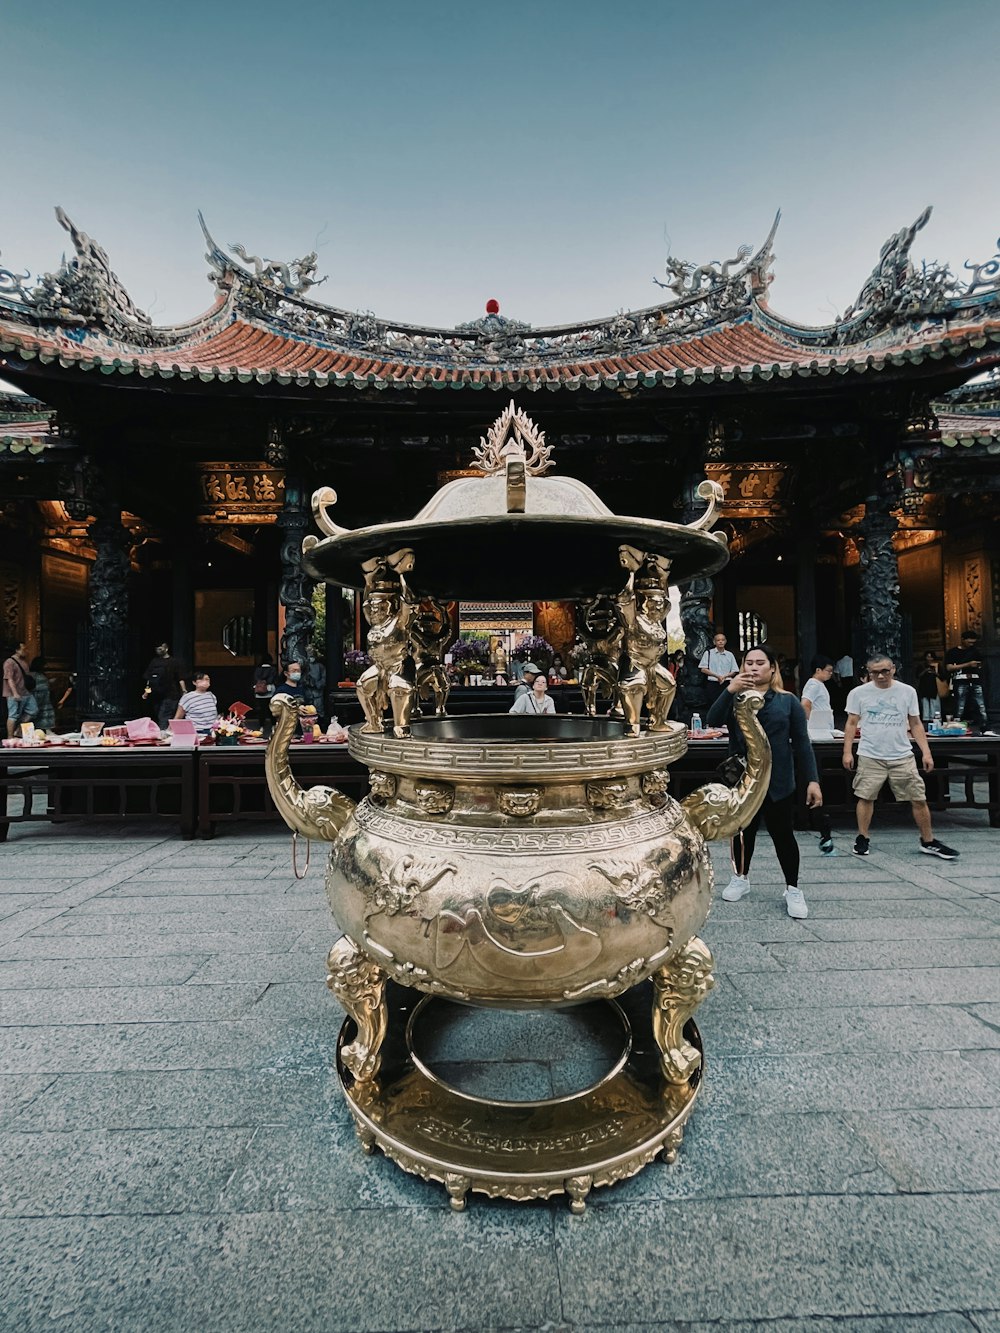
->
<box><xmin>302</xmin><ymin>402</ymin><xmax>729</xmax><ymax>600</ymax></box>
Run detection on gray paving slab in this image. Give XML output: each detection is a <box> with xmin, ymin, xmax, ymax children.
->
<box><xmin>631</xmin><ymin>1109</ymin><xmax>899</xmax><ymax>1203</ymax></box>
<box><xmin>0</xmin><ymin>982</ymin><xmax>264</xmax><ymax>1026</ymax></box>
<box><xmin>0</xmin><ymin>878</ymin><xmax>86</xmax><ymax>894</ymax></box>
<box><xmin>185</xmin><ymin>950</ymin><xmax>326</xmax><ymax>984</ymax></box>
<box><xmin>0</xmin><ymin>954</ymin><xmax>209</xmax><ymax>989</ymax></box>
<box><xmin>218</xmin><ymin>1123</ymin><xmax>428</xmax><ymax>1211</ymax></box>
<box><xmin>100</xmin><ymin>877</ymin><xmax>299</xmax><ymax>897</ymax></box>
<box><xmin>961</xmin><ymin>1050</ymin><xmax>1000</xmax><ymax>1093</ymax></box>
<box><xmin>844</xmin><ymin>1106</ymin><xmax>1000</xmax><ymax>1192</ymax></box>
<box><xmin>67</xmin><ymin>892</ymin><xmax>318</xmax><ymax>915</ymax></box>
<box><xmin>731</xmin><ymin>966</ymin><xmax>1000</xmax><ymax>1009</ymax></box>
<box><xmin>25</xmin><ymin>906</ymin><xmax>333</xmax><ymax>935</ymax></box>
<box><xmin>1</xmin><ymin>1208</ymin><xmax>562</xmax><ymax>1333</ymax></box>
<box><xmin>764</xmin><ymin>938</ymin><xmax>1000</xmax><ymax>971</ymax></box>
<box><xmin>553</xmin><ymin>1193</ymin><xmax>999</xmax><ymax>1325</ymax></box>
<box><xmin>590</xmin><ymin>1313</ymin><xmax>984</xmax><ymax>1331</ymax></box>
<box><xmin>788</xmin><ymin>916</ymin><xmax>1000</xmax><ymax>942</ymax></box>
<box><xmin>0</xmin><ymin>1017</ymin><xmax>335</xmax><ymax>1074</ymax></box>
<box><xmin>10</xmin><ymin>1067</ymin><xmax>343</xmax><ymax>1130</ymax></box>
<box><xmin>0</xmin><ymin>894</ymin><xmax>51</xmax><ymax>918</ymax></box>
<box><xmin>701</xmin><ymin>1051</ymin><xmax>999</xmax><ymax>1115</ymax></box>
<box><xmin>0</xmin><ymin>1074</ymin><xmax>58</xmax><ymax>1127</ymax></box>
<box><xmin>0</xmin><ymin>1127</ymin><xmax>253</xmax><ymax>1217</ymax></box>
<box><xmin>699</xmin><ymin>1000</ymin><xmax>1000</xmax><ymax>1057</ymax></box>
<box><xmin>0</xmin><ymin>927</ymin><xmax>308</xmax><ymax>959</ymax></box>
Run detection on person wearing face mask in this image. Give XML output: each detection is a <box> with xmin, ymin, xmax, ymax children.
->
<box><xmin>174</xmin><ymin>671</ymin><xmax>219</xmax><ymax>735</ymax></box>
<box><xmin>280</xmin><ymin>661</ymin><xmax>306</xmax><ymax>699</ymax></box>
<box><xmin>706</xmin><ymin>644</ymin><xmax>823</xmax><ymax>920</ymax></box>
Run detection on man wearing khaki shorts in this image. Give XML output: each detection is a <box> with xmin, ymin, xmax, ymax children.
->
<box><xmin>842</xmin><ymin>655</ymin><xmax>959</xmax><ymax>860</ymax></box>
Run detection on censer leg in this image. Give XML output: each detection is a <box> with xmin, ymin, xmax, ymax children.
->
<box><xmin>445</xmin><ymin>1173</ymin><xmax>471</xmax><ymax>1212</ymax></box>
<box><xmin>660</xmin><ymin>1126</ymin><xmax>685</xmax><ymax>1164</ymax></box>
<box><xmin>651</xmin><ymin>937</ymin><xmax>715</xmax><ymax>1086</ymax></box>
<box><xmin>353</xmin><ymin>1120</ymin><xmax>377</xmax><ymax>1156</ymax></box>
<box><xmin>565</xmin><ymin>1174</ymin><xmax>594</xmax><ymax>1214</ymax></box>
<box><xmin>326</xmin><ymin>935</ymin><xmax>389</xmax><ymax>1082</ymax></box>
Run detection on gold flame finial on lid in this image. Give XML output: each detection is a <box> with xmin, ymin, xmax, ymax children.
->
<box><xmin>471</xmin><ymin>400</ymin><xmax>555</xmax><ymax>477</ymax></box>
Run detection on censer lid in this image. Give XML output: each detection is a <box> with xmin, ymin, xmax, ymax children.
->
<box><xmin>302</xmin><ymin>401</ymin><xmax>728</xmax><ymax>599</ymax></box>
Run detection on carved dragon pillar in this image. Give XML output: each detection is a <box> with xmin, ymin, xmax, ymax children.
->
<box><xmin>857</xmin><ymin>485</ymin><xmax>902</xmax><ymax>668</ymax></box>
<box><xmin>678</xmin><ymin>470</ymin><xmax>715</xmax><ymax>716</ymax></box>
<box><xmin>278</xmin><ymin>472</ymin><xmax>317</xmax><ymax>687</ymax></box>
<box><xmin>72</xmin><ymin>462</ymin><xmax>131</xmax><ymax>721</ymax></box>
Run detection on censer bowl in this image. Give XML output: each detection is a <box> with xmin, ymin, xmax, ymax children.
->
<box><xmin>408</xmin><ymin>714</ymin><xmax>626</xmax><ymax>743</ymax></box>
<box><xmin>325</xmin><ymin>716</ymin><xmax>711</xmax><ymax>1010</ymax></box>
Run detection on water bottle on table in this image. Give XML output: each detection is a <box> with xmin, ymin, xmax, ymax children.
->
<box><xmin>690</xmin><ymin>712</ymin><xmax>702</xmax><ymax>733</ymax></box>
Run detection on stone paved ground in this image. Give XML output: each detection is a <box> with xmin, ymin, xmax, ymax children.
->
<box><xmin>1</xmin><ymin>809</ymin><xmax>999</xmax><ymax>1332</ymax></box>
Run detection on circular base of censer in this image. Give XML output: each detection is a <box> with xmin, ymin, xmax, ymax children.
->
<box><xmin>336</xmin><ymin>980</ymin><xmax>704</xmax><ymax>1213</ymax></box>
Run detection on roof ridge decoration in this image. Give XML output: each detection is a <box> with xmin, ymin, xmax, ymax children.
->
<box><xmin>2</xmin><ymin>206</ymin><xmax>1000</xmax><ymax>377</ymax></box>
<box><xmin>470</xmin><ymin>400</ymin><xmax>555</xmax><ymax>476</ymax></box>
<box><xmin>654</xmin><ymin>212</ymin><xmax>779</xmax><ymax>307</ymax></box>
<box><xmin>834</xmin><ymin>207</ymin><xmax>1000</xmax><ymax>345</ymax></box>
<box><xmin>190</xmin><ymin>212</ymin><xmax>784</xmax><ymax>366</ymax></box>
<box><xmin>0</xmin><ymin>208</ymin><xmax>151</xmax><ymax>332</ymax></box>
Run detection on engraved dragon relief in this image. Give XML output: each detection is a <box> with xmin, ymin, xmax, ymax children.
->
<box><xmin>430</xmin><ymin>872</ymin><xmax>602</xmax><ymax>981</ymax></box>
<box><xmin>368</xmin><ymin>852</ymin><xmax>458</xmax><ymax>916</ymax></box>
<box><xmin>589</xmin><ymin>857</ymin><xmax>676</xmax><ymax>920</ymax></box>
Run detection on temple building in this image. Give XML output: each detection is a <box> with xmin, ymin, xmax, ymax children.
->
<box><xmin>1</xmin><ymin>205</ymin><xmax>999</xmax><ymax>719</ymax></box>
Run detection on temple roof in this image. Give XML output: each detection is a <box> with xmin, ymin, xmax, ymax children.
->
<box><xmin>2</xmin><ymin>207</ymin><xmax>999</xmax><ymax>394</ymax></box>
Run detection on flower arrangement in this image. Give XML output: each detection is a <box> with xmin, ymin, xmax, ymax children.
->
<box><xmin>513</xmin><ymin>635</ymin><xmax>554</xmax><ymax>670</ymax></box>
<box><xmin>447</xmin><ymin>637</ymin><xmax>491</xmax><ymax>676</ymax></box>
<box><xmin>343</xmin><ymin>649</ymin><xmax>372</xmax><ymax>683</ymax></box>
<box><xmin>215</xmin><ymin>716</ymin><xmax>245</xmax><ymax>746</ymax></box>
<box><xmin>569</xmin><ymin>638</ymin><xmax>591</xmax><ymax>671</ymax></box>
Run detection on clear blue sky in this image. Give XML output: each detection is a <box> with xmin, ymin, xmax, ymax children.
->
<box><xmin>2</xmin><ymin>0</ymin><xmax>999</xmax><ymax>331</ymax></box>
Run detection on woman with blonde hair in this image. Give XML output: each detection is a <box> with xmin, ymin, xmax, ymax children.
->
<box><xmin>706</xmin><ymin>644</ymin><xmax>822</xmax><ymax>920</ymax></box>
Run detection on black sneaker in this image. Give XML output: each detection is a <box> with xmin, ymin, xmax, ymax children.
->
<box><xmin>819</xmin><ymin>836</ymin><xmax>835</xmax><ymax>855</ymax></box>
<box><xmin>920</xmin><ymin>838</ymin><xmax>959</xmax><ymax>860</ymax></box>
<box><xmin>853</xmin><ymin>835</ymin><xmax>870</xmax><ymax>857</ymax></box>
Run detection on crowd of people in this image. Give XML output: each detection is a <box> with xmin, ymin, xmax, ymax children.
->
<box><xmin>0</xmin><ymin>637</ymin><xmax>331</xmax><ymax>741</ymax></box>
<box><xmin>701</xmin><ymin>631</ymin><xmax>990</xmax><ymax>922</ymax></box>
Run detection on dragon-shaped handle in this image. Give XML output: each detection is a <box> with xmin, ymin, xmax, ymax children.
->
<box><xmin>264</xmin><ymin>694</ymin><xmax>356</xmax><ymax>842</ymax></box>
<box><xmin>680</xmin><ymin>690</ymin><xmax>771</xmax><ymax>842</ymax></box>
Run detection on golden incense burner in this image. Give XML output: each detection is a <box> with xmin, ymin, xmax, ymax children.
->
<box><xmin>266</xmin><ymin>402</ymin><xmax>770</xmax><ymax>1211</ymax></box>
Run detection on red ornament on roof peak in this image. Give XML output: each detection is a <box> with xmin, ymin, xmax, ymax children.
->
<box><xmin>485</xmin><ymin>299</ymin><xmax>500</xmax><ymax>315</ymax></box>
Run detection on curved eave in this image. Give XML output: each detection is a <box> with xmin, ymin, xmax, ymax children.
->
<box><xmin>2</xmin><ymin>311</ymin><xmax>1000</xmax><ymax>396</ymax></box>
<box><xmin>936</xmin><ymin>412</ymin><xmax>1000</xmax><ymax>448</ymax></box>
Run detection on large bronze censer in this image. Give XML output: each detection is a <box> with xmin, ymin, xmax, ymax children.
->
<box><xmin>266</xmin><ymin>402</ymin><xmax>770</xmax><ymax>1211</ymax></box>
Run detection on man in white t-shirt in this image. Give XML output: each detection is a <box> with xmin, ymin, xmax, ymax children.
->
<box><xmin>801</xmin><ymin>655</ymin><xmax>838</xmax><ymax>739</ymax></box>
<box><xmin>699</xmin><ymin>632</ymin><xmax>739</xmax><ymax>706</ymax></box>
<box><xmin>842</xmin><ymin>654</ymin><xmax>958</xmax><ymax>860</ymax></box>
<box><xmin>800</xmin><ymin>654</ymin><xmax>838</xmax><ymax>853</ymax></box>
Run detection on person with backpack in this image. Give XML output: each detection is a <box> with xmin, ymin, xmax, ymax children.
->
<box><xmin>3</xmin><ymin>640</ymin><xmax>38</xmax><ymax>738</ymax></box>
<box><xmin>142</xmin><ymin>643</ymin><xmax>187</xmax><ymax>729</ymax></box>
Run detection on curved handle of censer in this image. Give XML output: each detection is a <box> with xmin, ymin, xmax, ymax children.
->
<box><xmin>264</xmin><ymin>694</ymin><xmax>356</xmax><ymax>843</ymax></box>
<box><xmin>680</xmin><ymin>690</ymin><xmax>772</xmax><ymax>842</ymax></box>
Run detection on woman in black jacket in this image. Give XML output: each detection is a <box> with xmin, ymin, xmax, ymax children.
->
<box><xmin>706</xmin><ymin>644</ymin><xmax>823</xmax><ymax>920</ymax></box>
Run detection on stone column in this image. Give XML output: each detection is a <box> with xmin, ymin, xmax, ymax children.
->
<box><xmin>278</xmin><ymin>475</ymin><xmax>316</xmax><ymax>688</ymax></box>
<box><xmin>857</xmin><ymin>490</ymin><xmax>902</xmax><ymax>668</ymax></box>
<box><xmin>80</xmin><ymin>468</ymin><xmax>131</xmax><ymax>721</ymax></box>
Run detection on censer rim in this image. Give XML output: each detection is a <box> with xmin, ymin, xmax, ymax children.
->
<box><xmin>302</xmin><ymin>512</ymin><xmax>729</xmax><ymax>596</ymax></box>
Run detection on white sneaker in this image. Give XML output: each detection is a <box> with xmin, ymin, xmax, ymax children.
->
<box><xmin>783</xmin><ymin>887</ymin><xmax>808</xmax><ymax>920</ymax></box>
<box><xmin>721</xmin><ymin>874</ymin><xmax>750</xmax><ymax>902</ymax></box>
